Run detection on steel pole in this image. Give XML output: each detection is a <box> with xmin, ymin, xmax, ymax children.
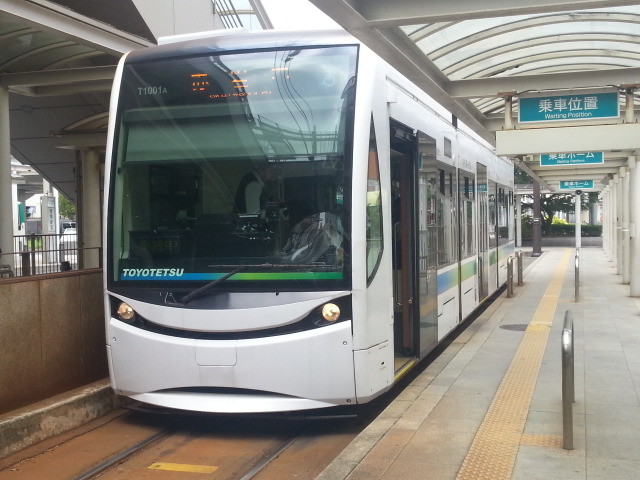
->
<box><xmin>532</xmin><ymin>180</ymin><xmax>542</xmax><ymax>257</ymax></box>
<box><xmin>0</xmin><ymin>87</ymin><xmax>14</xmax><ymax>270</ymax></box>
<box><xmin>562</xmin><ymin>311</ymin><xmax>575</xmax><ymax>450</ymax></box>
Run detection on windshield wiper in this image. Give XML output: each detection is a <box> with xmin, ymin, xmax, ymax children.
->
<box><xmin>175</xmin><ymin>262</ymin><xmax>337</xmax><ymax>306</ymax></box>
<box><xmin>179</xmin><ymin>267</ymin><xmax>244</xmax><ymax>305</ymax></box>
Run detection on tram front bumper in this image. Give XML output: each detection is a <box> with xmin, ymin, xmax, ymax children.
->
<box><xmin>106</xmin><ymin>319</ymin><xmax>356</xmax><ymax>412</ymax></box>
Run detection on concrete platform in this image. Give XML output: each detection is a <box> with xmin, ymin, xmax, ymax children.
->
<box><xmin>3</xmin><ymin>246</ymin><xmax>637</xmax><ymax>480</ymax></box>
<box><xmin>0</xmin><ymin>380</ymin><xmax>120</xmax><ymax>459</ymax></box>
<box><xmin>319</xmin><ymin>247</ymin><xmax>640</xmax><ymax>480</ymax></box>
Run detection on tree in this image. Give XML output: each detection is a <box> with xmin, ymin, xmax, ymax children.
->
<box><xmin>59</xmin><ymin>194</ymin><xmax>76</xmax><ymax>220</ymax></box>
<box><xmin>519</xmin><ymin>194</ymin><xmax>592</xmax><ymax>234</ymax></box>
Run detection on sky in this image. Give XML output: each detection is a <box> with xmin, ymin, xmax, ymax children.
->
<box><xmin>259</xmin><ymin>0</ymin><xmax>339</xmax><ymax>29</ymax></box>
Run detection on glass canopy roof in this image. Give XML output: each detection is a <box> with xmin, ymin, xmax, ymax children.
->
<box><xmin>309</xmin><ymin>1</ymin><xmax>640</xmax><ymax>191</ymax></box>
<box><xmin>404</xmin><ymin>6</ymin><xmax>640</xmax><ymax>115</ymax></box>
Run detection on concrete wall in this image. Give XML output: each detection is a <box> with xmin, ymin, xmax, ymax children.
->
<box><xmin>0</xmin><ymin>270</ymin><xmax>107</xmax><ymax>415</ymax></box>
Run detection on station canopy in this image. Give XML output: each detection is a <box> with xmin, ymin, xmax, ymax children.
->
<box><xmin>0</xmin><ymin>0</ymin><xmax>269</xmax><ymax>202</ymax></box>
<box><xmin>310</xmin><ymin>0</ymin><xmax>640</xmax><ymax>192</ymax></box>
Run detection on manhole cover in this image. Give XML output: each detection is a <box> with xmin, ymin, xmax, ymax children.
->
<box><xmin>500</xmin><ymin>324</ymin><xmax>528</xmax><ymax>331</ymax></box>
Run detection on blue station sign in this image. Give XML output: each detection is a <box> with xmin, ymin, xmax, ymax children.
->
<box><xmin>519</xmin><ymin>88</ymin><xmax>619</xmax><ymax>123</ymax></box>
<box><xmin>559</xmin><ymin>180</ymin><xmax>595</xmax><ymax>190</ymax></box>
<box><xmin>540</xmin><ymin>152</ymin><xmax>604</xmax><ymax>166</ymax></box>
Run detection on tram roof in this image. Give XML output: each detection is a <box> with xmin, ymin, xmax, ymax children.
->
<box><xmin>125</xmin><ymin>29</ymin><xmax>356</xmax><ymax>63</ymax></box>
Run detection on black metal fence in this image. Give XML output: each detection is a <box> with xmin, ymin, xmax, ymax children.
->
<box><xmin>0</xmin><ymin>233</ymin><xmax>101</xmax><ymax>278</ymax></box>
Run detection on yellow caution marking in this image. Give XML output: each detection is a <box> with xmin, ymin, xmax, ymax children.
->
<box><xmin>148</xmin><ymin>462</ymin><xmax>219</xmax><ymax>473</ymax></box>
<box><xmin>456</xmin><ymin>249</ymin><xmax>571</xmax><ymax>480</ymax></box>
<box><xmin>520</xmin><ymin>433</ymin><xmax>563</xmax><ymax>448</ymax></box>
<box><xmin>394</xmin><ymin>358</ymin><xmax>417</xmax><ymax>381</ymax></box>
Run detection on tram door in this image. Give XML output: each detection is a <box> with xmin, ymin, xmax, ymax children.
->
<box><xmin>477</xmin><ymin>163</ymin><xmax>489</xmax><ymax>301</ymax></box>
<box><xmin>391</xmin><ymin>121</ymin><xmax>438</xmax><ymax>359</ymax></box>
<box><xmin>416</xmin><ymin>132</ymin><xmax>438</xmax><ymax>356</ymax></box>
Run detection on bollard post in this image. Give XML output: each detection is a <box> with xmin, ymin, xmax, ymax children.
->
<box><xmin>516</xmin><ymin>250</ymin><xmax>523</xmax><ymax>285</ymax></box>
<box><xmin>574</xmin><ymin>249</ymin><xmax>580</xmax><ymax>303</ymax></box>
<box><xmin>562</xmin><ymin>310</ymin><xmax>575</xmax><ymax>450</ymax></box>
<box><xmin>507</xmin><ymin>256</ymin><xmax>514</xmax><ymax>297</ymax></box>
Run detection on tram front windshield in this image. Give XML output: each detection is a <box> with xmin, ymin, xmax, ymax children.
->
<box><xmin>109</xmin><ymin>45</ymin><xmax>357</xmax><ymax>290</ymax></box>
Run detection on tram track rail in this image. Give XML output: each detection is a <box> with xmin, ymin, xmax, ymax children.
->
<box><xmin>71</xmin><ymin>426</ymin><xmax>301</xmax><ymax>480</ymax></box>
<box><xmin>71</xmin><ymin>428</ymin><xmax>170</xmax><ymax>480</ymax></box>
<box><xmin>56</xmin><ymin>409</ymin><xmax>347</xmax><ymax>480</ymax></box>
<box><xmin>238</xmin><ymin>436</ymin><xmax>299</xmax><ymax>480</ymax></box>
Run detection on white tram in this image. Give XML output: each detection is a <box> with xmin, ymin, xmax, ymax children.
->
<box><xmin>104</xmin><ymin>29</ymin><xmax>514</xmax><ymax>413</ymax></box>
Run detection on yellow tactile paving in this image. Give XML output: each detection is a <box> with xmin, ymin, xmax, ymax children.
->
<box><xmin>520</xmin><ymin>434</ymin><xmax>563</xmax><ymax>448</ymax></box>
<box><xmin>456</xmin><ymin>249</ymin><xmax>571</xmax><ymax>480</ymax></box>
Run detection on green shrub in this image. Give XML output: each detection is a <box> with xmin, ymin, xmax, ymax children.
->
<box><xmin>581</xmin><ymin>224</ymin><xmax>602</xmax><ymax>237</ymax></box>
<box><xmin>549</xmin><ymin>224</ymin><xmax>602</xmax><ymax>237</ymax></box>
<box><xmin>519</xmin><ymin>217</ymin><xmax>601</xmax><ymax>238</ymax></box>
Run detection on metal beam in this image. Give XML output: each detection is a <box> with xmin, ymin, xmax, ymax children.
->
<box><xmin>533</xmin><ymin>176</ymin><xmax>619</xmax><ymax>186</ymax></box>
<box><xmin>497</xmin><ymin>123</ymin><xmax>640</xmax><ymax>155</ymax></box>
<box><xmin>531</xmin><ymin>159</ymin><xmax>629</xmax><ymax>169</ymax></box>
<box><xmin>537</xmin><ymin>174</ymin><xmax>623</xmax><ymax>182</ymax></box>
<box><xmin>56</xmin><ymin>133</ymin><xmax>108</xmax><ymax>150</ymax></box>
<box><xmin>0</xmin><ymin>66</ymin><xmax>116</xmax><ymax>87</ymax></box>
<box><xmin>537</xmin><ymin>170</ymin><xmax>622</xmax><ymax>178</ymax></box>
<box><xmin>448</xmin><ymin>67</ymin><xmax>640</xmax><ymax>99</ymax></box>
<box><xmin>248</xmin><ymin>0</ymin><xmax>274</xmax><ymax>29</ymax></box>
<box><xmin>464</xmin><ymin>50</ymin><xmax>640</xmax><ymax>80</ymax></box>
<box><xmin>346</xmin><ymin>0</ymin><xmax>640</xmax><ymax>26</ymax></box>
<box><xmin>513</xmin><ymin>158</ymin><xmax>551</xmax><ymax>190</ymax></box>
<box><xmin>427</xmin><ymin>11</ymin><xmax>640</xmax><ymax>74</ymax></box>
<box><xmin>30</xmin><ymin>80</ymin><xmax>114</xmax><ymax>96</ymax></box>
<box><xmin>0</xmin><ymin>0</ymin><xmax>153</xmax><ymax>55</ymax></box>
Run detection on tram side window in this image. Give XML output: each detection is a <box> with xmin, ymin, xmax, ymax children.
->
<box><xmin>460</xmin><ymin>174</ymin><xmax>475</xmax><ymax>259</ymax></box>
<box><xmin>498</xmin><ymin>187</ymin><xmax>513</xmax><ymax>245</ymax></box>
<box><xmin>437</xmin><ymin>167</ymin><xmax>457</xmax><ymax>266</ymax></box>
<box><xmin>488</xmin><ymin>181</ymin><xmax>497</xmax><ymax>247</ymax></box>
<box><xmin>508</xmin><ymin>190</ymin><xmax>515</xmax><ymax>241</ymax></box>
<box><xmin>366</xmin><ymin>117</ymin><xmax>383</xmax><ymax>282</ymax></box>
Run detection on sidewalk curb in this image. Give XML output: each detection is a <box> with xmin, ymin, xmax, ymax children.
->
<box><xmin>0</xmin><ymin>379</ymin><xmax>123</xmax><ymax>459</ymax></box>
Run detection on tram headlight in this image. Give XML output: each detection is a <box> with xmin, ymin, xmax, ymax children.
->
<box><xmin>116</xmin><ymin>302</ymin><xmax>136</xmax><ymax>323</ymax></box>
<box><xmin>321</xmin><ymin>303</ymin><xmax>341</xmax><ymax>322</ymax></box>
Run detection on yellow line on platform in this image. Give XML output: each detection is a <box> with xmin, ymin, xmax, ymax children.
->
<box><xmin>148</xmin><ymin>462</ymin><xmax>219</xmax><ymax>473</ymax></box>
<box><xmin>394</xmin><ymin>358</ymin><xmax>417</xmax><ymax>381</ymax></box>
<box><xmin>456</xmin><ymin>249</ymin><xmax>571</xmax><ymax>480</ymax></box>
